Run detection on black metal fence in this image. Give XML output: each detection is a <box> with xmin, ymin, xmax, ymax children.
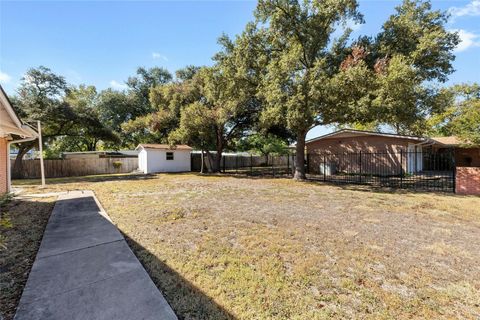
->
<box><xmin>191</xmin><ymin>153</ymin><xmax>295</xmax><ymax>177</ymax></box>
<box><xmin>191</xmin><ymin>151</ymin><xmax>455</xmax><ymax>192</ymax></box>
<box><xmin>307</xmin><ymin>151</ymin><xmax>455</xmax><ymax>192</ymax></box>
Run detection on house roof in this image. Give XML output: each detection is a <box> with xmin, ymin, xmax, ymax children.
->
<box><xmin>135</xmin><ymin>144</ymin><xmax>193</xmax><ymax>151</ymax></box>
<box><xmin>0</xmin><ymin>85</ymin><xmax>37</xmax><ymax>139</ymax></box>
<box><xmin>429</xmin><ymin>136</ymin><xmax>462</xmax><ymax>146</ymax></box>
<box><xmin>306</xmin><ymin>129</ymin><xmax>426</xmax><ymax>144</ymax></box>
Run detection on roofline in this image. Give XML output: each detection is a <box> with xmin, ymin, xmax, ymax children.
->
<box><xmin>306</xmin><ymin>129</ymin><xmax>426</xmax><ymax>144</ymax></box>
<box><xmin>135</xmin><ymin>144</ymin><xmax>193</xmax><ymax>151</ymax></box>
<box><xmin>62</xmin><ymin>150</ymin><xmax>138</xmax><ymax>154</ymax></box>
<box><xmin>0</xmin><ymin>85</ymin><xmax>38</xmax><ymax>138</ymax></box>
<box><xmin>0</xmin><ymin>84</ymin><xmax>23</xmax><ymax>129</ymax></box>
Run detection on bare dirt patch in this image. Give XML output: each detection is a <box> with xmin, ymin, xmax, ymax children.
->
<box><xmin>15</xmin><ymin>174</ymin><xmax>480</xmax><ymax>319</ymax></box>
<box><xmin>0</xmin><ymin>194</ymin><xmax>55</xmax><ymax>320</ymax></box>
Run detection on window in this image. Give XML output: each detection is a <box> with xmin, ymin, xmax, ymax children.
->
<box><xmin>166</xmin><ymin>152</ymin><xmax>174</xmax><ymax>160</ymax></box>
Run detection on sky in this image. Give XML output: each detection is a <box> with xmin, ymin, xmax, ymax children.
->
<box><xmin>1</xmin><ymin>0</ymin><xmax>479</xmax><ymax>139</ymax></box>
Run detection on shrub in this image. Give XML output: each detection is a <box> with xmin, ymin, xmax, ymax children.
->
<box><xmin>112</xmin><ymin>161</ymin><xmax>123</xmax><ymax>169</ymax></box>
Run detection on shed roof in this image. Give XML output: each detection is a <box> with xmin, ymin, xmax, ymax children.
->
<box><xmin>136</xmin><ymin>144</ymin><xmax>193</xmax><ymax>151</ymax></box>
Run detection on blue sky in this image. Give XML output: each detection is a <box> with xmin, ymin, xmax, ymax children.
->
<box><xmin>1</xmin><ymin>0</ymin><xmax>479</xmax><ymax>139</ymax></box>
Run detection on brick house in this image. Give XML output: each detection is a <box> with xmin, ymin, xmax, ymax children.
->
<box><xmin>306</xmin><ymin>129</ymin><xmax>428</xmax><ymax>176</ymax></box>
<box><xmin>305</xmin><ymin>129</ymin><xmax>480</xmax><ymax>195</ymax></box>
<box><xmin>0</xmin><ymin>85</ymin><xmax>37</xmax><ymax>194</ymax></box>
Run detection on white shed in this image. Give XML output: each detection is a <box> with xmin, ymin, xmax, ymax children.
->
<box><xmin>136</xmin><ymin>144</ymin><xmax>192</xmax><ymax>174</ymax></box>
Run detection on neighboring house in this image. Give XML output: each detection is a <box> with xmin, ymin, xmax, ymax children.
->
<box><xmin>61</xmin><ymin>150</ymin><xmax>138</xmax><ymax>159</ymax></box>
<box><xmin>0</xmin><ymin>85</ymin><xmax>37</xmax><ymax>194</ymax></box>
<box><xmin>136</xmin><ymin>144</ymin><xmax>192</xmax><ymax>174</ymax></box>
<box><xmin>305</xmin><ymin>129</ymin><xmax>478</xmax><ymax>176</ymax></box>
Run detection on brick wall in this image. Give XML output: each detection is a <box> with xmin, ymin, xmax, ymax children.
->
<box><xmin>456</xmin><ymin>167</ymin><xmax>480</xmax><ymax>195</ymax></box>
<box><xmin>0</xmin><ymin>137</ymin><xmax>8</xmax><ymax>194</ymax></box>
<box><xmin>306</xmin><ymin>135</ymin><xmax>421</xmax><ymax>176</ymax></box>
<box><xmin>306</xmin><ymin>135</ymin><xmax>421</xmax><ymax>154</ymax></box>
<box><xmin>455</xmin><ymin>148</ymin><xmax>480</xmax><ymax>167</ymax></box>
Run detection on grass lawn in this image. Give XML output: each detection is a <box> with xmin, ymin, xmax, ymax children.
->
<box><xmin>13</xmin><ymin>173</ymin><xmax>480</xmax><ymax>319</ymax></box>
<box><xmin>0</xmin><ymin>193</ymin><xmax>55</xmax><ymax>320</ymax></box>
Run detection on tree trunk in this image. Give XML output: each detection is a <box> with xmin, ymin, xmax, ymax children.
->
<box><xmin>293</xmin><ymin>131</ymin><xmax>307</xmax><ymax>180</ymax></box>
<box><xmin>12</xmin><ymin>142</ymin><xmax>36</xmax><ymax>179</ymax></box>
<box><xmin>205</xmin><ymin>150</ymin><xmax>214</xmax><ymax>173</ymax></box>
<box><xmin>214</xmin><ymin>145</ymin><xmax>223</xmax><ymax>173</ymax></box>
<box><xmin>200</xmin><ymin>149</ymin><xmax>205</xmax><ymax>174</ymax></box>
<box><xmin>213</xmin><ymin>129</ymin><xmax>223</xmax><ymax>173</ymax></box>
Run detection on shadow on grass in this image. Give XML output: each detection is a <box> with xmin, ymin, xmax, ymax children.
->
<box><xmin>12</xmin><ymin>173</ymin><xmax>157</xmax><ymax>186</ymax></box>
<box><xmin>197</xmin><ymin>172</ymin><xmax>458</xmax><ymax>196</ymax></box>
<box><xmin>122</xmin><ymin>233</ymin><xmax>236</xmax><ymax>320</ymax></box>
<box><xmin>0</xmin><ymin>198</ymin><xmax>55</xmax><ymax>320</ymax></box>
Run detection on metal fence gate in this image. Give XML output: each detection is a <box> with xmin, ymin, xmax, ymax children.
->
<box><xmin>307</xmin><ymin>151</ymin><xmax>455</xmax><ymax>192</ymax></box>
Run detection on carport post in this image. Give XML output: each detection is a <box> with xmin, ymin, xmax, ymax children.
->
<box><xmin>37</xmin><ymin>121</ymin><xmax>46</xmax><ymax>187</ymax></box>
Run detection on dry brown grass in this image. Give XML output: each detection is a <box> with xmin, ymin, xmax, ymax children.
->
<box><xmin>14</xmin><ymin>173</ymin><xmax>480</xmax><ymax>319</ymax></box>
<box><xmin>0</xmin><ymin>194</ymin><xmax>55</xmax><ymax>320</ymax></box>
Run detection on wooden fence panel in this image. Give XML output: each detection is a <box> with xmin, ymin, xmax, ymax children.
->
<box><xmin>16</xmin><ymin>158</ymin><xmax>138</xmax><ymax>179</ymax></box>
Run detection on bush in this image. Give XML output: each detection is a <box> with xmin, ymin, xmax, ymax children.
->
<box><xmin>112</xmin><ymin>161</ymin><xmax>123</xmax><ymax>169</ymax></box>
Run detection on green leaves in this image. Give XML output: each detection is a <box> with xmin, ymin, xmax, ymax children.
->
<box><xmin>376</xmin><ymin>0</ymin><xmax>459</xmax><ymax>83</ymax></box>
<box><xmin>428</xmin><ymin>84</ymin><xmax>480</xmax><ymax>146</ymax></box>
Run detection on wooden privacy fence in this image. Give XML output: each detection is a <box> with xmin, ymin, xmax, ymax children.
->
<box><xmin>17</xmin><ymin>158</ymin><xmax>139</xmax><ymax>179</ymax></box>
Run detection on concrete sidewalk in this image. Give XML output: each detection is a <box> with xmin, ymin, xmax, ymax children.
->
<box><xmin>15</xmin><ymin>190</ymin><xmax>177</xmax><ymax>320</ymax></box>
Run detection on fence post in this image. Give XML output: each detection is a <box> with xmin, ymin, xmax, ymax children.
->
<box><xmin>323</xmin><ymin>154</ymin><xmax>326</xmax><ymax>182</ymax></box>
<box><xmin>272</xmin><ymin>156</ymin><xmax>275</xmax><ymax>177</ymax></box>
<box><xmin>236</xmin><ymin>155</ymin><xmax>238</xmax><ymax>174</ymax></box>
<box><xmin>250</xmin><ymin>154</ymin><xmax>253</xmax><ymax>174</ymax></box>
<box><xmin>400</xmin><ymin>150</ymin><xmax>403</xmax><ymax>188</ymax></box>
<box><xmin>223</xmin><ymin>155</ymin><xmax>226</xmax><ymax>173</ymax></box>
<box><xmin>359</xmin><ymin>151</ymin><xmax>362</xmax><ymax>183</ymax></box>
<box><xmin>452</xmin><ymin>149</ymin><xmax>456</xmax><ymax>193</ymax></box>
<box><xmin>287</xmin><ymin>154</ymin><xmax>290</xmax><ymax>175</ymax></box>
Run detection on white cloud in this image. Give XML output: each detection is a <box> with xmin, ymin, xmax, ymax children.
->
<box><xmin>152</xmin><ymin>52</ymin><xmax>168</xmax><ymax>61</ymax></box>
<box><xmin>109</xmin><ymin>80</ymin><xmax>127</xmax><ymax>90</ymax></box>
<box><xmin>449</xmin><ymin>0</ymin><xmax>480</xmax><ymax>18</ymax></box>
<box><xmin>452</xmin><ymin>29</ymin><xmax>480</xmax><ymax>52</ymax></box>
<box><xmin>345</xmin><ymin>19</ymin><xmax>362</xmax><ymax>32</ymax></box>
<box><xmin>0</xmin><ymin>71</ymin><xmax>11</xmax><ymax>84</ymax></box>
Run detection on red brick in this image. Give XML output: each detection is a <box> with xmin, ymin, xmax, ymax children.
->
<box><xmin>456</xmin><ymin>167</ymin><xmax>480</xmax><ymax>195</ymax></box>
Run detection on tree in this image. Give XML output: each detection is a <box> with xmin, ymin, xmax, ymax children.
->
<box><xmin>11</xmin><ymin>66</ymin><xmax>77</xmax><ymax>177</ymax></box>
<box><xmin>372</xmin><ymin>0</ymin><xmax>459</xmax><ymax>134</ymax></box>
<box><xmin>169</xmin><ymin>66</ymin><xmax>257</xmax><ymax>172</ymax></box>
<box><xmin>239</xmin><ymin>0</ymin><xmax>365</xmax><ymax>180</ymax></box>
<box><xmin>126</xmin><ymin>66</ymin><xmax>173</xmax><ymax>115</ymax></box>
<box><xmin>122</xmin><ymin>66</ymin><xmax>202</xmax><ymax>146</ymax></box>
<box><xmin>376</xmin><ymin>0</ymin><xmax>459</xmax><ymax>83</ymax></box>
<box><xmin>50</xmin><ymin>85</ymin><xmax>119</xmax><ymax>153</ymax></box>
<box><xmin>428</xmin><ymin>84</ymin><xmax>480</xmax><ymax>145</ymax></box>
<box><xmin>175</xmin><ymin>65</ymin><xmax>201</xmax><ymax>81</ymax></box>
<box><xmin>236</xmin><ymin>133</ymin><xmax>290</xmax><ymax>159</ymax></box>
<box><xmin>169</xmin><ymin>101</ymin><xmax>217</xmax><ymax>173</ymax></box>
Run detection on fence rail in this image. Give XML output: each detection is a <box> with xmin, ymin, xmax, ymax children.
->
<box><xmin>16</xmin><ymin>157</ymin><xmax>138</xmax><ymax>179</ymax></box>
<box><xmin>191</xmin><ymin>153</ymin><xmax>295</xmax><ymax>176</ymax></box>
<box><xmin>307</xmin><ymin>151</ymin><xmax>455</xmax><ymax>192</ymax></box>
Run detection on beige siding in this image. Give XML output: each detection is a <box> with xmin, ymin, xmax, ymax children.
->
<box><xmin>0</xmin><ymin>138</ymin><xmax>7</xmax><ymax>193</ymax></box>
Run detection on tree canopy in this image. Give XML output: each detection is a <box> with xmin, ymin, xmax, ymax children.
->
<box><xmin>7</xmin><ymin>0</ymin><xmax>472</xmax><ymax>181</ymax></box>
